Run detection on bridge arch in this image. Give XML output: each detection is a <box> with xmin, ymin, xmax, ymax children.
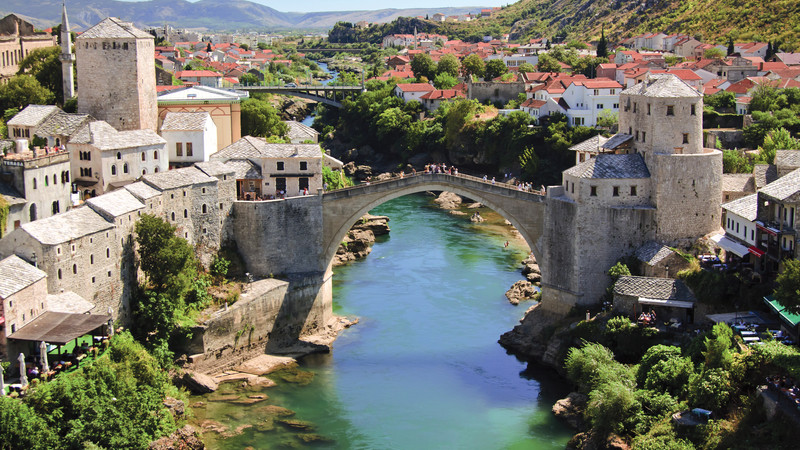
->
<box><xmin>321</xmin><ymin>174</ymin><xmax>547</xmax><ymax>279</ymax></box>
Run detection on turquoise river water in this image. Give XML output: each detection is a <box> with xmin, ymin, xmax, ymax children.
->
<box><xmin>194</xmin><ymin>194</ymin><xmax>573</xmax><ymax>449</ymax></box>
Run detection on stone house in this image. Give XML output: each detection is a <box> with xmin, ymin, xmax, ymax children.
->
<box><xmin>157</xmin><ymin>85</ymin><xmax>247</xmax><ymax>149</ymax></box>
<box><xmin>284</xmin><ymin>121</ymin><xmax>319</xmax><ymax>144</ymax></box>
<box><xmin>160</xmin><ymin>112</ymin><xmax>218</xmax><ymax>166</ymax></box>
<box><xmin>212</xmin><ymin>137</ymin><xmax>323</xmax><ymax>198</ymax></box>
<box><xmin>634</xmin><ymin>241</ymin><xmax>690</xmax><ymax>279</ymax></box>
<box><xmin>1</xmin><ymin>146</ymin><xmax>73</xmax><ymax>231</ymax></box>
<box><xmin>721</xmin><ymin>173</ymin><xmax>756</xmax><ymax>203</ymax></box>
<box><xmin>6</xmin><ymin>105</ymin><xmax>61</xmax><ymax>141</ymax></box>
<box><xmin>0</xmin><ymin>14</ymin><xmax>57</xmax><ymax>82</ymax></box>
<box><xmin>76</xmin><ymin>17</ymin><xmax>157</xmax><ymax>132</ymax></box>
<box><xmin>68</xmin><ymin>120</ymin><xmax>167</xmax><ymax>198</ymax></box>
<box><xmin>0</xmin><ymin>255</ymin><xmax>48</xmax><ymax>357</ymax></box>
<box><xmin>754</xmin><ymin>168</ymin><xmax>800</xmax><ymax>273</ymax></box>
<box><xmin>560</xmin><ymin>153</ymin><xmax>653</xmax><ymax>208</ymax></box>
<box><xmin>613</xmin><ymin>276</ymin><xmax>697</xmax><ymax>324</ymax></box>
<box><xmin>717</xmin><ymin>193</ymin><xmax>759</xmax><ymax>263</ymax></box>
<box><xmin>419</xmin><ymin>88</ymin><xmax>467</xmax><ymax>111</ymax></box>
<box><xmin>775</xmin><ymin>150</ymin><xmax>800</xmax><ymax>178</ymax></box>
<box><xmin>394</xmin><ymin>83</ymin><xmax>435</xmax><ymax>103</ymax></box>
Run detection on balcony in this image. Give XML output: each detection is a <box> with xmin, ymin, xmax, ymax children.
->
<box><xmin>756</xmin><ymin>220</ymin><xmax>795</xmax><ymax>236</ymax></box>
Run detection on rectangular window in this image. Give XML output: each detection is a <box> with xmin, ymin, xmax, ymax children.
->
<box><xmin>277</xmin><ymin>161</ymin><xmax>285</xmax><ymax>171</ymax></box>
<box><xmin>633</xmin><ymin>102</ymin><xmax>637</xmax><ymax>113</ymax></box>
<box><xmin>751</xmin><ymin>230</ymin><xmax>754</xmax><ymax>240</ymax></box>
<box><xmin>590</xmin><ymin>186</ymin><xmax>597</xmax><ymax>197</ymax></box>
<box><xmin>300</xmin><ymin>161</ymin><xmax>308</xmax><ymax>170</ymax></box>
<box><xmin>647</xmin><ymin>103</ymin><xmax>651</xmax><ymax>115</ymax></box>
<box><xmin>613</xmin><ymin>186</ymin><xmax>620</xmax><ymax>197</ymax></box>
<box><xmin>186</xmin><ymin>142</ymin><xmax>193</xmax><ymax>157</ymax></box>
<box><xmin>667</xmin><ymin>105</ymin><xmax>675</xmax><ymax>116</ymax></box>
<box><xmin>636</xmin><ymin>130</ymin><xmax>640</xmax><ymax>141</ymax></box>
<box><xmin>691</xmin><ymin>104</ymin><xmax>696</xmax><ymax>115</ymax></box>
<box><xmin>613</xmin><ymin>103</ymin><xmax>619</xmax><ymax>109</ymax></box>
<box><xmin>593</xmin><ymin>89</ymin><xmax>600</xmax><ymax>95</ymax></box>
<box><xmin>683</xmin><ymin>133</ymin><xmax>689</xmax><ymax>144</ymax></box>
<box><xmin>610</xmin><ymin>89</ymin><xmax>616</xmax><ymax>95</ymax></box>
<box><xmin>630</xmin><ymin>186</ymin><xmax>637</xmax><ymax>196</ymax></box>
<box><xmin>176</xmin><ymin>142</ymin><xmax>183</xmax><ymax>157</ymax></box>
<box><xmin>597</xmin><ymin>104</ymin><xmax>604</xmax><ymax>109</ymax></box>
<box><xmin>642</xmin><ymin>131</ymin><xmax>646</xmax><ymax>142</ymax></box>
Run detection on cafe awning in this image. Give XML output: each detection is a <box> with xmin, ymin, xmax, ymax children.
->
<box><xmin>764</xmin><ymin>295</ymin><xmax>800</xmax><ymax>328</ymax></box>
<box><xmin>711</xmin><ymin>234</ymin><xmax>749</xmax><ymax>258</ymax></box>
<box><xmin>7</xmin><ymin>312</ymin><xmax>110</xmax><ymax>345</ymax></box>
<box><xmin>638</xmin><ymin>297</ymin><xmax>695</xmax><ymax>309</ymax></box>
<box><xmin>748</xmin><ymin>246</ymin><xmax>765</xmax><ymax>257</ymax></box>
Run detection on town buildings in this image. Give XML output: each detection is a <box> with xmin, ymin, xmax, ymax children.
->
<box><xmin>0</xmin><ymin>14</ymin><xmax>56</xmax><ymax>83</ymax></box>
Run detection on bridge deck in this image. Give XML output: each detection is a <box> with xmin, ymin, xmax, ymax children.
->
<box><xmin>323</xmin><ymin>172</ymin><xmax>546</xmax><ymax>200</ymax></box>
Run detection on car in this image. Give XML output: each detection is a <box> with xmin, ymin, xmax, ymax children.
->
<box><xmin>284</xmin><ymin>82</ymin><xmax>297</xmax><ymax>87</ymax></box>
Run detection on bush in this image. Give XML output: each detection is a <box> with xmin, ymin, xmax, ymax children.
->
<box><xmin>211</xmin><ymin>255</ymin><xmax>230</xmax><ymax>278</ymax></box>
<box><xmin>565</xmin><ymin>342</ymin><xmax>634</xmax><ymax>392</ymax></box>
<box><xmin>687</xmin><ymin>367</ymin><xmax>734</xmax><ymax>411</ymax></box>
<box><xmin>587</xmin><ymin>380</ymin><xmax>642</xmax><ymax>436</ymax></box>
<box><xmin>637</xmin><ymin>345</ymin><xmax>683</xmax><ymax>385</ymax></box>
<box><xmin>644</xmin><ymin>356</ymin><xmax>695</xmax><ymax>398</ymax></box>
<box><xmin>0</xmin><ymin>397</ymin><xmax>58</xmax><ymax>449</ymax></box>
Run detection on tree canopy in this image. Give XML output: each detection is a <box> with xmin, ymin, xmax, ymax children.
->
<box><xmin>0</xmin><ymin>75</ymin><xmax>54</xmax><ymax>115</ymax></box>
<box><xmin>484</xmin><ymin>59</ymin><xmax>508</xmax><ymax>80</ymax></box>
<box><xmin>436</xmin><ymin>54</ymin><xmax>460</xmax><ymax>77</ymax></box>
<box><xmin>461</xmin><ymin>54</ymin><xmax>485</xmax><ymax>79</ymax></box>
<box><xmin>410</xmin><ymin>53</ymin><xmax>437</xmax><ymax>80</ymax></box>
<box><xmin>241</xmin><ymin>97</ymin><xmax>288</xmax><ymax>138</ymax></box>
<box><xmin>775</xmin><ymin>259</ymin><xmax>800</xmax><ymax>314</ymax></box>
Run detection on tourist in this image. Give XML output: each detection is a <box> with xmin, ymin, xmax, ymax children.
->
<box><xmin>491</xmin><ymin>177</ymin><xmax>496</xmax><ymax>185</ymax></box>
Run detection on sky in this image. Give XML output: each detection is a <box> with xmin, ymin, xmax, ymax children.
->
<box><xmin>116</xmin><ymin>0</ymin><xmax>509</xmax><ymax>14</ymax></box>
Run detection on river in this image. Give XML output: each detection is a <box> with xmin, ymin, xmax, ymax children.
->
<box><xmin>194</xmin><ymin>194</ymin><xmax>573</xmax><ymax>449</ymax></box>
<box><xmin>301</xmin><ymin>61</ymin><xmax>336</xmax><ymax>127</ymax></box>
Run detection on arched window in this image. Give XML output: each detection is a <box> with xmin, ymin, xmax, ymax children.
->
<box><xmin>154</xmin><ymin>167</ymin><xmax>159</xmax><ymax>173</ymax></box>
<box><xmin>111</xmin><ymin>165</ymin><xmax>117</xmax><ymax>175</ymax></box>
<box><xmin>32</xmin><ymin>178</ymin><xmax>37</xmax><ymax>189</ymax></box>
<box><xmin>72</xmin><ymin>264</ymin><xmax>77</xmax><ymax>274</ymax></box>
<box><xmin>171</xmin><ymin>212</ymin><xmax>175</xmax><ymax>221</ymax></box>
<box><xmin>117</xmin><ymin>152</ymin><xmax>122</xmax><ymax>160</ymax></box>
<box><xmin>29</xmin><ymin>204</ymin><xmax>37</xmax><ymax>221</ymax></box>
<box><xmin>154</xmin><ymin>150</ymin><xmax>158</xmax><ymax>160</ymax></box>
<box><xmin>123</xmin><ymin>163</ymin><xmax>128</xmax><ymax>174</ymax></box>
<box><xmin>44</xmin><ymin>175</ymin><xmax>49</xmax><ymax>187</ymax></box>
<box><xmin>141</xmin><ymin>153</ymin><xmax>146</xmax><ymax>161</ymax></box>
<box><xmin>142</xmin><ymin>169</ymin><xmax>147</xmax><ymax>175</ymax></box>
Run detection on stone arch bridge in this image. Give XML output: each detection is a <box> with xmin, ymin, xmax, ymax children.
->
<box><xmin>320</xmin><ymin>173</ymin><xmax>547</xmax><ymax>273</ymax></box>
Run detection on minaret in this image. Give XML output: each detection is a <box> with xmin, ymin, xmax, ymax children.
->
<box><xmin>59</xmin><ymin>2</ymin><xmax>75</xmax><ymax>101</ymax></box>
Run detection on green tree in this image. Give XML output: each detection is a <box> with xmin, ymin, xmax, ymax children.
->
<box><xmin>722</xmin><ymin>149</ymin><xmax>753</xmax><ymax>173</ymax></box>
<box><xmin>461</xmin><ymin>54</ymin><xmax>485</xmax><ymax>79</ymax></box>
<box><xmin>0</xmin><ymin>397</ymin><xmax>58</xmax><ymax>450</ymax></box>
<box><xmin>565</xmin><ymin>342</ymin><xmax>634</xmax><ymax>392</ymax></box>
<box><xmin>17</xmin><ymin>46</ymin><xmax>64</xmax><ymax>102</ymax></box>
<box><xmin>517</xmin><ymin>62</ymin><xmax>536</xmax><ymax>73</ymax></box>
<box><xmin>0</xmin><ymin>75</ymin><xmax>54</xmax><ymax>114</ymax></box>
<box><xmin>703</xmin><ymin>322</ymin><xmax>734</xmax><ymax>370</ymax></box>
<box><xmin>756</xmin><ymin>127</ymin><xmax>800</xmax><ymax>164</ymax></box>
<box><xmin>705</xmin><ymin>91</ymin><xmax>736</xmax><ymax>110</ymax></box>
<box><xmin>410</xmin><ymin>53</ymin><xmax>437</xmax><ymax>80</ymax></box>
<box><xmin>484</xmin><ymin>59</ymin><xmax>508</xmax><ymax>80</ymax></box>
<box><xmin>727</xmin><ymin>37</ymin><xmax>735</xmax><ymax>56</ymax></box>
<box><xmin>775</xmin><ymin>259</ymin><xmax>800</xmax><ymax>314</ymax></box>
<box><xmin>536</xmin><ymin>53</ymin><xmax>562</xmax><ymax>73</ymax></box>
<box><xmin>135</xmin><ymin>214</ymin><xmax>196</xmax><ymax>294</ymax></box>
<box><xmin>375</xmin><ymin>107</ymin><xmax>412</xmax><ymax>140</ymax></box>
<box><xmin>433</xmin><ymin>72</ymin><xmax>458</xmax><ymax>89</ymax></box>
<box><xmin>687</xmin><ymin>367</ymin><xmax>733</xmax><ymax>411</ymax></box>
<box><xmin>637</xmin><ymin>345</ymin><xmax>683</xmax><ymax>385</ymax></box>
<box><xmin>239</xmin><ymin>72</ymin><xmax>260</xmax><ymax>85</ymax></box>
<box><xmin>239</xmin><ymin>43</ymin><xmax>249</xmax><ymax>51</ymax></box>
<box><xmin>596</xmin><ymin>109</ymin><xmax>618</xmax><ymax>130</ymax></box>
<box><xmin>704</xmin><ymin>47</ymin><xmax>726</xmax><ymax>59</ymax></box>
<box><xmin>436</xmin><ymin>54</ymin><xmax>460</xmax><ymax>77</ymax></box>
<box><xmin>644</xmin><ymin>356</ymin><xmax>695</xmax><ymax>398</ymax></box>
<box><xmin>587</xmin><ymin>380</ymin><xmax>641</xmax><ymax>436</ymax></box>
<box><xmin>597</xmin><ymin>26</ymin><xmax>608</xmax><ymax>59</ymax></box>
<box><xmin>241</xmin><ymin>97</ymin><xmax>288</xmax><ymax>138</ymax></box>
<box><xmin>519</xmin><ymin>146</ymin><xmax>539</xmax><ymax>179</ymax></box>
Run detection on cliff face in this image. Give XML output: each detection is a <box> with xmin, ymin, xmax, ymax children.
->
<box><xmin>333</xmin><ymin>214</ymin><xmax>390</xmax><ymax>266</ymax></box>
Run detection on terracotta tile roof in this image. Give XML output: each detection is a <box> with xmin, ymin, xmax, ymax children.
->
<box><xmin>174</xmin><ymin>70</ymin><xmax>222</xmax><ymax>78</ymax></box>
<box><xmin>395</xmin><ymin>83</ymin><xmax>435</xmax><ymax>92</ymax></box>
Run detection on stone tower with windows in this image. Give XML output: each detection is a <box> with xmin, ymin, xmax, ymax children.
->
<box><xmin>59</xmin><ymin>2</ymin><xmax>75</xmax><ymax>101</ymax></box>
<box><xmin>619</xmin><ymin>73</ymin><xmax>722</xmax><ymax>242</ymax></box>
<box><xmin>76</xmin><ymin>17</ymin><xmax>157</xmax><ymax>132</ymax></box>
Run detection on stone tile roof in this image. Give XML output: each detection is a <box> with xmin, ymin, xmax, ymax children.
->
<box><xmin>160</xmin><ymin>112</ymin><xmax>210</xmax><ymax>132</ymax></box>
<box><xmin>7</xmin><ymin>105</ymin><xmax>60</xmax><ymax>127</ymax></box>
<box><xmin>142</xmin><ymin>166</ymin><xmax>216</xmax><ymax>191</ymax></box>
<box><xmin>569</xmin><ymin>135</ymin><xmax>609</xmax><ymax>152</ymax></box>
<box><xmin>21</xmin><ymin>207</ymin><xmax>113</xmax><ymax>246</ymax></box>
<box><xmin>723</xmin><ymin>193</ymin><xmax>758</xmax><ymax>221</ymax></box>
<box><xmin>759</xmin><ymin>167</ymin><xmax>800</xmax><ymax>201</ymax></box>
<box><xmin>223</xmin><ymin>159</ymin><xmax>262</xmax><ymax>179</ymax></box>
<box><xmin>635</xmin><ymin>241</ymin><xmax>675</xmax><ymax>266</ymax></box>
<box><xmin>124</xmin><ymin>181</ymin><xmax>161</xmax><ymax>201</ymax></box>
<box><xmin>602</xmin><ymin>134</ymin><xmax>634</xmax><ymax>150</ymax></box>
<box><xmin>285</xmin><ymin>121</ymin><xmax>319</xmax><ymax>142</ymax></box>
<box><xmin>614</xmin><ymin>276</ymin><xmax>696</xmax><ymax>302</ymax></box>
<box><xmin>0</xmin><ymin>255</ymin><xmax>46</xmax><ymax>299</ymax></box>
<box><xmin>69</xmin><ymin>121</ymin><xmax>166</xmax><ymax>150</ymax></box>
<box><xmin>721</xmin><ymin>173</ymin><xmax>755</xmax><ymax>193</ymax></box>
<box><xmin>46</xmin><ymin>291</ymin><xmax>94</xmax><ymax>314</ymax></box>
<box><xmin>35</xmin><ymin>111</ymin><xmax>93</xmax><ymax>137</ymax></box>
<box><xmin>620</xmin><ymin>73</ymin><xmax>701</xmax><ymax>98</ymax></box>
<box><xmin>563</xmin><ymin>153</ymin><xmax>650</xmax><ymax>179</ymax></box>
<box><xmin>78</xmin><ymin>17</ymin><xmax>153</xmax><ymax>40</ymax></box>
<box><xmin>776</xmin><ymin>150</ymin><xmax>800</xmax><ymax>169</ymax></box>
<box><xmin>753</xmin><ymin>164</ymin><xmax>778</xmax><ymax>189</ymax></box>
<box><xmin>0</xmin><ymin>182</ymin><xmax>26</xmax><ymax>206</ymax></box>
<box><xmin>212</xmin><ymin>136</ymin><xmax>321</xmax><ymax>160</ymax></box>
<box><xmin>194</xmin><ymin>161</ymin><xmax>236</xmax><ymax>178</ymax></box>
<box><xmin>86</xmin><ymin>189</ymin><xmax>144</xmax><ymax>218</ymax></box>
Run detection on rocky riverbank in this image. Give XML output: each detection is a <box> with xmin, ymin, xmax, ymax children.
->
<box><xmin>333</xmin><ymin>214</ymin><xmax>390</xmax><ymax>266</ymax></box>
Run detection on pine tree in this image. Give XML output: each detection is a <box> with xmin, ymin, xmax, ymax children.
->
<box><xmin>726</xmin><ymin>37</ymin><xmax>734</xmax><ymax>56</ymax></box>
<box><xmin>766</xmin><ymin>41</ymin><xmax>774</xmax><ymax>60</ymax></box>
<box><xmin>597</xmin><ymin>26</ymin><xmax>608</xmax><ymax>59</ymax></box>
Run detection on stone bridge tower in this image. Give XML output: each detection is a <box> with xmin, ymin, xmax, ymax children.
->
<box><xmin>76</xmin><ymin>17</ymin><xmax>157</xmax><ymax>132</ymax></box>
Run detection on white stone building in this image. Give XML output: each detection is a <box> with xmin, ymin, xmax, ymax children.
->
<box><xmin>160</xmin><ymin>112</ymin><xmax>218</xmax><ymax>166</ymax></box>
<box><xmin>69</xmin><ymin>121</ymin><xmax>167</xmax><ymax>197</ymax></box>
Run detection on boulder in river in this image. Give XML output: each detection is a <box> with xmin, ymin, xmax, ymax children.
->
<box><xmin>182</xmin><ymin>370</ymin><xmax>218</xmax><ymax>394</ymax></box>
<box><xmin>334</xmin><ymin>214</ymin><xmax>391</xmax><ymax>266</ymax></box>
<box><xmin>434</xmin><ymin>191</ymin><xmax>462</xmax><ymax>210</ymax></box>
<box><xmin>505</xmin><ymin>280</ymin><xmax>538</xmax><ymax>305</ymax></box>
<box><xmin>552</xmin><ymin>392</ymin><xmax>588</xmax><ymax>430</ymax></box>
